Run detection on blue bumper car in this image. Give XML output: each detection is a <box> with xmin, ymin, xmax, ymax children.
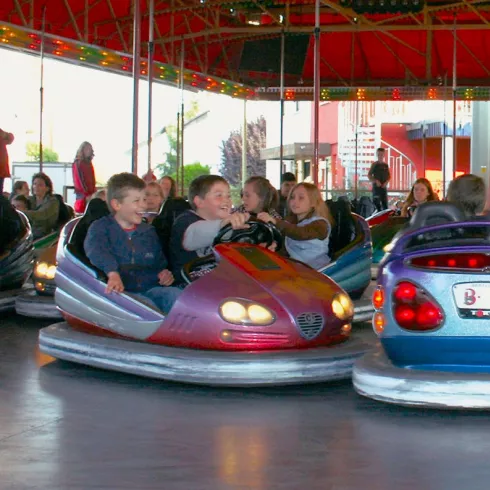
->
<box><xmin>354</xmin><ymin>202</ymin><xmax>490</xmax><ymax>408</ymax></box>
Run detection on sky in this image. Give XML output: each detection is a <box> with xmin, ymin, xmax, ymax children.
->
<box><xmin>0</xmin><ymin>47</ymin><xmax>277</xmax><ymax>183</ymax></box>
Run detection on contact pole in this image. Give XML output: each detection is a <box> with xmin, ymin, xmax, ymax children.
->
<box><xmin>355</xmin><ymin>101</ymin><xmax>359</xmax><ymax>200</ymax></box>
<box><xmin>131</xmin><ymin>0</ymin><xmax>141</xmax><ymax>175</ymax></box>
<box><xmin>39</xmin><ymin>5</ymin><xmax>46</xmax><ymax>171</ymax></box>
<box><xmin>176</xmin><ymin>111</ymin><xmax>180</xmax><ymax>189</ymax></box>
<box><xmin>442</xmin><ymin>74</ymin><xmax>447</xmax><ymax>197</ymax></box>
<box><xmin>147</xmin><ymin>0</ymin><xmax>154</xmax><ymax>173</ymax></box>
<box><xmin>312</xmin><ymin>0</ymin><xmax>320</xmax><ymax>186</ymax></box>
<box><xmin>242</xmin><ymin>99</ymin><xmax>247</xmax><ymax>187</ymax></box>
<box><xmin>452</xmin><ymin>15</ymin><xmax>457</xmax><ymax>182</ymax></box>
<box><xmin>180</xmin><ymin>39</ymin><xmax>185</xmax><ymax>196</ymax></box>
<box><xmin>279</xmin><ymin>31</ymin><xmax>285</xmax><ymax>177</ymax></box>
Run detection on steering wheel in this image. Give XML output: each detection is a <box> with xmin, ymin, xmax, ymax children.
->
<box><xmin>407</xmin><ymin>205</ymin><xmax>418</xmax><ymax>218</ymax></box>
<box><xmin>182</xmin><ymin>219</ymin><xmax>283</xmax><ymax>285</ymax></box>
<box><xmin>213</xmin><ymin>218</ymin><xmax>283</xmax><ymax>251</ymax></box>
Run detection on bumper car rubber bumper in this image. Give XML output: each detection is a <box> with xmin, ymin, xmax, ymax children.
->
<box><xmin>15</xmin><ymin>290</ymin><xmax>62</xmax><ymax>319</ymax></box>
<box><xmin>353</xmin><ymin>346</ymin><xmax>490</xmax><ymax>409</ymax></box>
<box><xmin>40</xmin><ymin>322</ymin><xmax>373</xmax><ymax>387</ymax></box>
<box><xmin>0</xmin><ymin>287</ymin><xmax>25</xmax><ymax>313</ymax></box>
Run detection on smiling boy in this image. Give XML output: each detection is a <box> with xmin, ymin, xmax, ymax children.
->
<box><xmin>169</xmin><ymin>175</ymin><xmax>249</xmax><ymax>282</ymax></box>
<box><xmin>84</xmin><ymin>172</ymin><xmax>181</xmax><ymax>313</ymax></box>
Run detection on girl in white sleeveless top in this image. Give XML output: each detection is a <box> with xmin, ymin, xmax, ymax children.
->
<box><xmin>258</xmin><ymin>183</ymin><xmax>333</xmax><ymax>270</ymax></box>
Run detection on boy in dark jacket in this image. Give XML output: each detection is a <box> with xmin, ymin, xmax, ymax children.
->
<box><xmin>84</xmin><ymin>173</ymin><xmax>181</xmax><ymax>313</ymax></box>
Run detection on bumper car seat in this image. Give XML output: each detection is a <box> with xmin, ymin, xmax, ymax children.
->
<box><xmin>327</xmin><ymin>199</ymin><xmax>357</xmax><ymax>260</ymax></box>
<box><xmin>152</xmin><ymin>198</ymin><xmax>191</xmax><ymax>258</ymax></box>
<box><xmin>67</xmin><ymin>198</ymin><xmax>110</xmax><ymax>281</ymax></box>
<box><xmin>357</xmin><ymin>196</ymin><xmax>376</xmax><ymax>218</ymax></box>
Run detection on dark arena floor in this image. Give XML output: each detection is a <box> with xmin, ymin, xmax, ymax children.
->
<box><xmin>2</xmin><ymin>313</ymin><xmax>490</xmax><ymax>490</ymax></box>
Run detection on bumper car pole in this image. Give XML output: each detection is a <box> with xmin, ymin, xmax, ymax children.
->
<box><xmin>312</xmin><ymin>0</ymin><xmax>320</xmax><ymax>186</ymax></box>
<box><xmin>279</xmin><ymin>31</ymin><xmax>285</xmax><ymax>178</ymax></box>
<box><xmin>131</xmin><ymin>0</ymin><xmax>141</xmax><ymax>175</ymax></box>
<box><xmin>147</xmin><ymin>0</ymin><xmax>154</xmax><ymax>173</ymax></box>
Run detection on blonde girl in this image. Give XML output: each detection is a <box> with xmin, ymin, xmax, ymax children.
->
<box><xmin>258</xmin><ymin>183</ymin><xmax>333</xmax><ymax>269</ymax></box>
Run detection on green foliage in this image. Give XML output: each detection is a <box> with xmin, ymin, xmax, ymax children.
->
<box><xmin>155</xmin><ymin>100</ymin><xmax>200</xmax><ymax>177</ymax></box>
<box><xmin>170</xmin><ymin>162</ymin><xmax>210</xmax><ymax>196</ymax></box>
<box><xmin>26</xmin><ymin>142</ymin><xmax>59</xmax><ymax>163</ymax></box>
<box><xmin>230</xmin><ymin>185</ymin><xmax>243</xmax><ymax>207</ymax></box>
<box><xmin>219</xmin><ymin>116</ymin><xmax>267</xmax><ymax>187</ymax></box>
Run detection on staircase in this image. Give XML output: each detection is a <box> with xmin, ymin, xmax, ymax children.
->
<box><xmin>338</xmin><ymin>102</ymin><xmax>417</xmax><ymax>191</ymax></box>
<box><xmin>380</xmin><ymin>140</ymin><xmax>417</xmax><ymax>190</ymax></box>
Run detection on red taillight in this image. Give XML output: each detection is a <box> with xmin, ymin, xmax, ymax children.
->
<box><xmin>372</xmin><ymin>287</ymin><xmax>384</xmax><ymax>310</ymax></box>
<box><xmin>392</xmin><ymin>281</ymin><xmax>444</xmax><ymax>331</ymax></box>
<box><xmin>410</xmin><ymin>253</ymin><xmax>490</xmax><ymax>271</ymax></box>
<box><xmin>394</xmin><ymin>305</ymin><xmax>416</xmax><ymax>326</ymax></box>
<box><xmin>393</xmin><ymin>281</ymin><xmax>417</xmax><ymax>302</ymax></box>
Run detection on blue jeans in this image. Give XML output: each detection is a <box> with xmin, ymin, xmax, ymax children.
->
<box><xmin>135</xmin><ymin>286</ymin><xmax>182</xmax><ymax>314</ymax></box>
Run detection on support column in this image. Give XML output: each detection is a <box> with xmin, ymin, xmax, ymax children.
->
<box><xmin>147</xmin><ymin>0</ymin><xmax>154</xmax><ymax>173</ymax></box>
<box><xmin>470</xmin><ymin>102</ymin><xmax>490</xmax><ymax>182</ymax></box>
<box><xmin>131</xmin><ymin>0</ymin><xmax>141</xmax><ymax>175</ymax></box>
<box><xmin>442</xmin><ymin>137</ymin><xmax>454</xmax><ymax>195</ymax></box>
<box><xmin>241</xmin><ymin>99</ymin><xmax>247</xmax><ymax>188</ymax></box>
<box><xmin>179</xmin><ymin>41</ymin><xmax>185</xmax><ymax>196</ymax></box>
<box><xmin>39</xmin><ymin>5</ymin><xmax>47</xmax><ymax>171</ymax></box>
<box><xmin>279</xmin><ymin>31</ymin><xmax>285</xmax><ymax>181</ymax></box>
<box><xmin>312</xmin><ymin>0</ymin><xmax>320</xmax><ymax>186</ymax></box>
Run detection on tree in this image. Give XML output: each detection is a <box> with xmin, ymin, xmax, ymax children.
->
<box><xmin>170</xmin><ymin>162</ymin><xmax>210</xmax><ymax>196</ymax></box>
<box><xmin>26</xmin><ymin>142</ymin><xmax>59</xmax><ymax>163</ymax></box>
<box><xmin>155</xmin><ymin>100</ymin><xmax>200</xmax><ymax>178</ymax></box>
<box><xmin>219</xmin><ymin>116</ymin><xmax>267</xmax><ymax>187</ymax></box>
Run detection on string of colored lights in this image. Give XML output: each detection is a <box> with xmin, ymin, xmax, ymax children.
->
<box><xmin>267</xmin><ymin>86</ymin><xmax>490</xmax><ymax>101</ymax></box>
<box><xmin>0</xmin><ymin>22</ymin><xmax>256</xmax><ymax>99</ymax></box>
<box><xmin>1</xmin><ymin>21</ymin><xmax>490</xmax><ymax>101</ymax></box>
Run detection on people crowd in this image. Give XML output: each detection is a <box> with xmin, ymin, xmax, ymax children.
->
<box><xmin>1</xmin><ymin>130</ymin><xmax>489</xmax><ymax>315</ymax></box>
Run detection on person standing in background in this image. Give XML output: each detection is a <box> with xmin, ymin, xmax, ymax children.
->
<box><xmin>72</xmin><ymin>141</ymin><xmax>96</xmax><ymax>214</ymax></box>
<box><xmin>368</xmin><ymin>147</ymin><xmax>390</xmax><ymax>211</ymax></box>
<box><xmin>0</xmin><ymin>129</ymin><xmax>14</xmax><ymax>195</ymax></box>
<box><xmin>277</xmin><ymin>172</ymin><xmax>297</xmax><ymax>218</ymax></box>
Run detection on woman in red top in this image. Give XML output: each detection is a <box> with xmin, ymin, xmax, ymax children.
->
<box><xmin>72</xmin><ymin>141</ymin><xmax>96</xmax><ymax>213</ymax></box>
<box><xmin>0</xmin><ymin>129</ymin><xmax>14</xmax><ymax>194</ymax></box>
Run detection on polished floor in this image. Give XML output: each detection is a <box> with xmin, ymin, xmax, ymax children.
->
<box><xmin>2</xmin><ymin>313</ymin><xmax>490</xmax><ymax>490</ymax></box>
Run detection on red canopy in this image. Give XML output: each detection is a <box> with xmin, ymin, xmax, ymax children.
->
<box><xmin>1</xmin><ymin>0</ymin><xmax>490</xmax><ymax>100</ymax></box>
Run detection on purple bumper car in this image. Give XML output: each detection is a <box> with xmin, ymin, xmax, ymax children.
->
<box><xmin>39</xmin><ymin>217</ymin><xmax>373</xmax><ymax>386</ymax></box>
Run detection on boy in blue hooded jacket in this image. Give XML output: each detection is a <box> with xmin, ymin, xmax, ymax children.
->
<box><xmin>84</xmin><ymin>172</ymin><xmax>181</xmax><ymax>313</ymax></box>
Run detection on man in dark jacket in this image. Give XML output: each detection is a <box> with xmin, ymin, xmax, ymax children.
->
<box><xmin>84</xmin><ymin>173</ymin><xmax>181</xmax><ymax>313</ymax></box>
<box><xmin>368</xmin><ymin>147</ymin><xmax>390</xmax><ymax>212</ymax></box>
<box><xmin>277</xmin><ymin>172</ymin><xmax>296</xmax><ymax>218</ymax></box>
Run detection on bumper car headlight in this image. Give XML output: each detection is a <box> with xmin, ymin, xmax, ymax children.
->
<box><xmin>383</xmin><ymin>243</ymin><xmax>394</xmax><ymax>253</ymax></box>
<box><xmin>46</xmin><ymin>265</ymin><xmax>57</xmax><ymax>280</ymax></box>
<box><xmin>35</xmin><ymin>261</ymin><xmax>49</xmax><ymax>278</ymax></box>
<box><xmin>332</xmin><ymin>293</ymin><xmax>354</xmax><ymax>320</ymax></box>
<box><xmin>34</xmin><ymin>261</ymin><xmax>57</xmax><ymax>280</ymax></box>
<box><xmin>247</xmin><ymin>304</ymin><xmax>274</xmax><ymax>325</ymax></box>
<box><xmin>220</xmin><ymin>301</ymin><xmax>247</xmax><ymax>323</ymax></box>
<box><xmin>220</xmin><ymin>300</ymin><xmax>275</xmax><ymax>326</ymax></box>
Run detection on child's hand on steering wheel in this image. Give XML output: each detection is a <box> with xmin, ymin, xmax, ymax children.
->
<box><xmin>257</xmin><ymin>212</ymin><xmax>276</xmax><ymax>225</ymax></box>
<box><xmin>221</xmin><ymin>212</ymin><xmax>250</xmax><ymax>230</ymax></box>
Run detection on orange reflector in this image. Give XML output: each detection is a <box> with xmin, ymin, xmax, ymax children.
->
<box><xmin>372</xmin><ymin>286</ymin><xmax>385</xmax><ymax>310</ymax></box>
<box><xmin>373</xmin><ymin>312</ymin><xmax>386</xmax><ymax>334</ymax></box>
<box><xmin>341</xmin><ymin>323</ymin><xmax>351</xmax><ymax>336</ymax></box>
